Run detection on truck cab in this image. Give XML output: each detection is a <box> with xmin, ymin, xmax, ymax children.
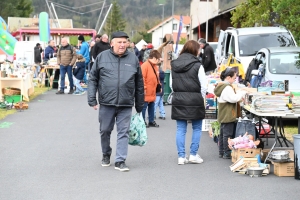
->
<box><xmin>216</xmin><ymin>26</ymin><xmax>297</xmax><ymax>72</ymax></box>
<box><xmin>252</xmin><ymin>47</ymin><xmax>300</xmax><ymax>91</ymax></box>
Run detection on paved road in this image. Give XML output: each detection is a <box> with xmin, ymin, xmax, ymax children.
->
<box><xmin>0</xmin><ymin>90</ymin><xmax>299</xmax><ymax>200</ymax></box>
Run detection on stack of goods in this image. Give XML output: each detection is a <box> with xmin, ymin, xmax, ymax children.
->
<box><xmin>252</xmin><ymin>95</ymin><xmax>292</xmax><ymax>113</ymax></box>
<box><xmin>48</xmin><ymin>58</ymin><xmax>57</xmax><ymax>66</ymax></box>
<box><xmin>292</xmin><ymin>96</ymin><xmax>300</xmax><ymax>114</ymax></box>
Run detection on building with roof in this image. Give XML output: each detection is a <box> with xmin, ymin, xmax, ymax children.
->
<box><xmin>147</xmin><ymin>15</ymin><xmax>190</xmax><ymax>47</ymax></box>
<box><xmin>189</xmin><ymin>0</ymin><xmax>246</xmax><ymax>42</ymax></box>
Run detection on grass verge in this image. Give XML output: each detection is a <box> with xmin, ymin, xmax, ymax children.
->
<box><xmin>0</xmin><ymin>87</ymin><xmax>48</xmax><ymax>120</ymax></box>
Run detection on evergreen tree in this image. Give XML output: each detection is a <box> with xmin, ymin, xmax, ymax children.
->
<box><xmin>0</xmin><ymin>0</ymin><xmax>33</xmax><ymax>21</ymax></box>
<box><xmin>103</xmin><ymin>0</ymin><xmax>126</xmax><ymax>38</ymax></box>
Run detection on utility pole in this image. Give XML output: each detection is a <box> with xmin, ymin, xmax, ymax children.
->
<box><xmin>172</xmin><ymin>0</ymin><xmax>174</xmax><ymax>37</ymax></box>
<box><xmin>95</xmin><ymin>0</ymin><xmax>106</xmax><ymax>30</ymax></box>
<box><xmin>98</xmin><ymin>4</ymin><xmax>113</xmax><ymax>34</ymax></box>
<box><xmin>206</xmin><ymin>0</ymin><xmax>209</xmax><ymax>41</ymax></box>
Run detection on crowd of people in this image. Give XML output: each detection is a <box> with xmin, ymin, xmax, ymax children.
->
<box><xmin>34</xmin><ymin>32</ymin><xmax>247</xmax><ymax>172</ymax></box>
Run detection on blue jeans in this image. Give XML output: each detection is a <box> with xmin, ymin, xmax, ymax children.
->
<box><xmin>142</xmin><ymin>101</ymin><xmax>155</xmax><ymax>123</ymax></box>
<box><xmin>154</xmin><ymin>96</ymin><xmax>165</xmax><ymax>117</ymax></box>
<box><xmin>73</xmin><ymin>76</ymin><xmax>84</xmax><ymax>93</ymax></box>
<box><xmin>176</xmin><ymin>119</ymin><xmax>203</xmax><ymax>158</ymax></box>
<box><xmin>99</xmin><ymin>105</ymin><xmax>132</xmax><ymax>162</ymax></box>
<box><xmin>82</xmin><ymin>62</ymin><xmax>88</xmax><ymax>83</ymax></box>
<box><xmin>60</xmin><ymin>65</ymin><xmax>74</xmax><ymax>91</ymax></box>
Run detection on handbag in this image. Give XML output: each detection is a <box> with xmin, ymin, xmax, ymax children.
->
<box><xmin>149</xmin><ymin>61</ymin><xmax>161</xmax><ymax>93</ymax></box>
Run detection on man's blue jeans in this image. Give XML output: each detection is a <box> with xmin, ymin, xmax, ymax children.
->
<box><xmin>142</xmin><ymin>101</ymin><xmax>155</xmax><ymax>123</ymax></box>
<box><xmin>176</xmin><ymin>119</ymin><xmax>203</xmax><ymax>158</ymax></box>
<box><xmin>60</xmin><ymin>65</ymin><xmax>73</xmax><ymax>91</ymax></box>
<box><xmin>154</xmin><ymin>95</ymin><xmax>165</xmax><ymax>118</ymax></box>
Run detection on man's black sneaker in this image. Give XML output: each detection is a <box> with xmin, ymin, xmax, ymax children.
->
<box><xmin>56</xmin><ymin>90</ymin><xmax>64</xmax><ymax>94</ymax></box>
<box><xmin>223</xmin><ymin>153</ymin><xmax>231</xmax><ymax>159</ymax></box>
<box><xmin>101</xmin><ymin>154</ymin><xmax>111</xmax><ymax>167</ymax></box>
<box><xmin>68</xmin><ymin>89</ymin><xmax>74</xmax><ymax>94</ymax></box>
<box><xmin>115</xmin><ymin>162</ymin><xmax>130</xmax><ymax>172</ymax></box>
<box><xmin>159</xmin><ymin>117</ymin><xmax>166</xmax><ymax>120</ymax></box>
<box><xmin>148</xmin><ymin>121</ymin><xmax>159</xmax><ymax>127</ymax></box>
<box><xmin>145</xmin><ymin>121</ymin><xmax>149</xmax><ymax>128</ymax></box>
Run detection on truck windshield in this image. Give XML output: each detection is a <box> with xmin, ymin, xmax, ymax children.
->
<box><xmin>238</xmin><ymin>33</ymin><xmax>295</xmax><ymax>56</ymax></box>
<box><xmin>269</xmin><ymin>52</ymin><xmax>300</xmax><ymax>74</ymax></box>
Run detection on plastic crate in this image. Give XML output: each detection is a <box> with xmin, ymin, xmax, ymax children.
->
<box><xmin>4</xmin><ymin>95</ymin><xmax>22</xmax><ymax>103</ymax></box>
<box><xmin>205</xmin><ymin>109</ymin><xmax>217</xmax><ymax>119</ymax></box>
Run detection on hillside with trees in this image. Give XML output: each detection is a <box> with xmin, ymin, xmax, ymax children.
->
<box><xmin>30</xmin><ymin>0</ymin><xmax>189</xmax><ymax>42</ymax></box>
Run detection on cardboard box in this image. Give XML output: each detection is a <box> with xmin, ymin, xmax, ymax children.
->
<box><xmin>273</xmin><ymin>162</ymin><xmax>295</xmax><ymax>177</ymax></box>
<box><xmin>231</xmin><ymin>148</ymin><xmax>261</xmax><ymax>163</ymax></box>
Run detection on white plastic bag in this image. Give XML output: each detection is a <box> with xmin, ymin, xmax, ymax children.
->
<box><xmin>167</xmin><ymin>92</ymin><xmax>174</xmax><ymax>105</ymax></box>
<box><xmin>129</xmin><ymin>113</ymin><xmax>147</xmax><ymax>146</ymax></box>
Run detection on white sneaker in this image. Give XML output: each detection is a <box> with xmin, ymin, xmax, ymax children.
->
<box><xmin>178</xmin><ymin>157</ymin><xmax>188</xmax><ymax>165</ymax></box>
<box><xmin>189</xmin><ymin>154</ymin><xmax>203</xmax><ymax>164</ymax></box>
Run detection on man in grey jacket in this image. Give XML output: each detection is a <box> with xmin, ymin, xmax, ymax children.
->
<box><xmin>88</xmin><ymin>31</ymin><xmax>144</xmax><ymax>172</ymax></box>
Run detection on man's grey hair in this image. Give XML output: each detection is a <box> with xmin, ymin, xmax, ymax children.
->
<box><xmin>198</xmin><ymin>38</ymin><xmax>206</xmax><ymax>44</ymax></box>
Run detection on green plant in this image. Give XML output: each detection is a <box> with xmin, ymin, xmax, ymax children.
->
<box><xmin>211</xmin><ymin>121</ymin><xmax>220</xmax><ymax>137</ymax></box>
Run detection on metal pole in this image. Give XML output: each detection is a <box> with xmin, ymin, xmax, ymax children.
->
<box><xmin>98</xmin><ymin>3</ymin><xmax>113</xmax><ymax>34</ymax></box>
<box><xmin>51</xmin><ymin>3</ymin><xmax>61</xmax><ymax>28</ymax></box>
<box><xmin>162</xmin><ymin>5</ymin><xmax>164</xmax><ymax>42</ymax></box>
<box><xmin>45</xmin><ymin>0</ymin><xmax>56</xmax><ymax>27</ymax></box>
<box><xmin>172</xmin><ymin>0</ymin><xmax>174</xmax><ymax>37</ymax></box>
<box><xmin>206</xmin><ymin>0</ymin><xmax>208</xmax><ymax>41</ymax></box>
<box><xmin>95</xmin><ymin>0</ymin><xmax>106</xmax><ymax>30</ymax></box>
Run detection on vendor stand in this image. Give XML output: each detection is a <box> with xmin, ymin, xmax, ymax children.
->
<box><xmin>0</xmin><ymin>62</ymin><xmax>34</xmax><ymax>101</ymax></box>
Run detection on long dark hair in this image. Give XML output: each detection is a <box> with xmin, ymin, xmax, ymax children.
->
<box><xmin>180</xmin><ymin>40</ymin><xmax>200</xmax><ymax>56</ymax></box>
<box><xmin>220</xmin><ymin>68</ymin><xmax>236</xmax><ymax>81</ymax></box>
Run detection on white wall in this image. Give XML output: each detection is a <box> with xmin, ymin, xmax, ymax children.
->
<box><xmin>190</xmin><ymin>0</ymin><xmax>218</xmax><ymax>31</ymax></box>
<box><xmin>151</xmin><ymin>18</ymin><xmax>188</xmax><ymax>47</ymax></box>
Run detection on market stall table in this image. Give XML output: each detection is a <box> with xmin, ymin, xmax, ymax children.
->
<box><xmin>0</xmin><ymin>73</ymin><xmax>34</xmax><ymax>101</ymax></box>
<box><xmin>43</xmin><ymin>65</ymin><xmax>60</xmax><ymax>90</ymax></box>
<box><xmin>243</xmin><ymin>105</ymin><xmax>300</xmax><ymax>162</ymax></box>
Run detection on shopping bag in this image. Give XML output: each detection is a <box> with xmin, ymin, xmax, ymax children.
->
<box><xmin>167</xmin><ymin>92</ymin><xmax>173</xmax><ymax>104</ymax></box>
<box><xmin>129</xmin><ymin>113</ymin><xmax>147</xmax><ymax>146</ymax></box>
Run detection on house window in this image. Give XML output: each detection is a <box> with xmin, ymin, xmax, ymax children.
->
<box><xmin>173</xmin><ymin>24</ymin><xmax>177</xmax><ymax>31</ymax></box>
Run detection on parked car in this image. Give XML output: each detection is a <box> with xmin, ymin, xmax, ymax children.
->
<box><xmin>216</xmin><ymin>26</ymin><xmax>297</xmax><ymax>72</ymax></box>
<box><xmin>249</xmin><ymin>47</ymin><xmax>300</xmax><ymax>91</ymax></box>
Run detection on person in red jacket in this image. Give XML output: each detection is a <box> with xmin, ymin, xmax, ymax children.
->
<box><xmin>141</xmin><ymin>50</ymin><xmax>162</xmax><ymax>128</ymax></box>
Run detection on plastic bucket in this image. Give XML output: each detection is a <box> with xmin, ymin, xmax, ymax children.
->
<box><xmin>293</xmin><ymin>134</ymin><xmax>300</xmax><ymax>180</ymax></box>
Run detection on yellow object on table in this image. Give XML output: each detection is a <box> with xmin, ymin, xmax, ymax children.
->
<box><xmin>218</xmin><ymin>54</ymin><xmax>245</xmax><ymax>79</ymax></box>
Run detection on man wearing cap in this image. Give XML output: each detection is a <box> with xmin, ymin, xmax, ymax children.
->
<box><xmin>143</xmin><ymin>43</ymin><xmax>153</xmax><ymax>62</ymax></box>
<box><xmin>198</xmin><ymin>38</ymin><xmax>217</xmax><ymax>74</ymax></box>
<box><xmin>78</xmin><ymin>35</ymin><xmax>90</xmax><ymax>83</ymax></box>
<box><xmin>88</xmin><ymin>31</ymin><xmax>144</xmax><ymax>172</ymax></box>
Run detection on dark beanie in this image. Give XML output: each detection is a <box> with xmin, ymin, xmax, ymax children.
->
<box><xmin>78</xmin><ymin>35</ymin><xmax>85</xmax><ymax>41</ymax></box>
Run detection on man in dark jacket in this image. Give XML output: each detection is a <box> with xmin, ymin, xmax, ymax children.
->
<box><xmin>139</xmin><ymin>44</ymin><xmax>147</xmax><ymax>64</ymax></box>
<box><xmin>92</xmin><ymin>34</ymin><xmax>110</xmax><ymax>59</ymax></box>
<box><xmin>34</xmin><ymin>43</ymin><xmax>43</xmax><ymax>78</ymax></box>
<box><xmin>88</xmin><ymin>31</ymin><xmax>144</xmax><ymax>172</ymax></box>
<box><xmin>198</xmin><ymin>38</ymin><xmax>217</xmax><ymax>74</ymax></box>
